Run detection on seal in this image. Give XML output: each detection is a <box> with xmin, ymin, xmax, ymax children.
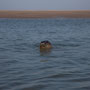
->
<box><xmin>40</xmin><ymin>40</ymin><xmax>52</xmax><ymax>50</ymax></box>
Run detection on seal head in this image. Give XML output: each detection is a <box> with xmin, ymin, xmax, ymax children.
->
<box><xmin>40</xmin><ymin>41</ymin><xmax>52</xmax><ymax>50</ymax></box>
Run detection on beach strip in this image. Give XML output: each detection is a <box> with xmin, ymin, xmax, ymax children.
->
<box><xmin>0</xmin><ymin>10</ymin><xmax>90</xmax><ymax>18</ymax></box>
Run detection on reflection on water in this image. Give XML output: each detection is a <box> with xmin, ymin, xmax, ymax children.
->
<box><xmin>40</xmin><ymin>59</ymin><xmax>49</xmax><ymax>62</ymax></box>
<box><xmin>0</xmin><ymin>18</ymin><xmax>90</xmax><ymax>90</ymax></box>
<box><xmin>40</xmin><ymin>48</ymin><xmax>52</xmax><ymax>55</ymax></box>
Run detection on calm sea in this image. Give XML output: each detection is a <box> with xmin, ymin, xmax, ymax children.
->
<box><xmin>0</xmin><ymin>18</ymin><xmax>90</xmax><ymax>90</ymax></box>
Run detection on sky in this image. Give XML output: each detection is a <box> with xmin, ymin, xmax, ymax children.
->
<box><xmin>0</xmin><ymin>0</ymin><xmax>90</xmax><ymax>10</ymax></box>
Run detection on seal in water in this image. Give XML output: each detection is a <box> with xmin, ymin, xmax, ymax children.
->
<box><xmin>40</xmin><ymin>40</ymin><xmax>52</xmax><ymax>50</ymax></box>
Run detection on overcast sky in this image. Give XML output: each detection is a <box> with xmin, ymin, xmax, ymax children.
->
<box><xmin>0</xmin><ymin>0</ymin><xmax>90</xmax><ymax>10</ymax></box>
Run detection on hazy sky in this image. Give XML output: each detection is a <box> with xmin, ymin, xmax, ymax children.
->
<box><xmin>0</xmin><ymin>0</ymin><xmax>90</xmax><ymax>10</ymax></box>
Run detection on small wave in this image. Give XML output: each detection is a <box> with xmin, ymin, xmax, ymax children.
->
<box><xmin>53</xmin><ymin>43</ymin><xmax>80</xmax><ymax>48</ymax></box>
<box><xmin>21</xmin><ymin>84</ymin><xmax>47</xmax><ymax>90</ymax></box>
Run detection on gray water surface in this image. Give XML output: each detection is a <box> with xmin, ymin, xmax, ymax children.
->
<box><xmin>0</xmin><ymin>18</ymin><xmax>90</xmax><ymax>90</ymax></box>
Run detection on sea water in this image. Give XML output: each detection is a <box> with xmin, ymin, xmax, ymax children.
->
<box><xmin>0</xmin><ymin>18</ymin><xmax>90</xmax><ymax>90</ymax></box>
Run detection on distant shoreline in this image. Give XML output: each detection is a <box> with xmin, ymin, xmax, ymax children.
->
<box><xmin>0</xmin><ymin>10</ymin><xmax>90</xmax><ymax>18</ymax></box>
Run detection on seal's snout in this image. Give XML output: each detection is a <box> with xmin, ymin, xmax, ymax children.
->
<box><xmin>40</xmin><ymin>41</ymin><xmax>52</xmax><ymax>51</ymax></box>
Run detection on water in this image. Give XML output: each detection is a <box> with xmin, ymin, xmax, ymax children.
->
<box><xmin>0</xmin><ymin>18</ymin><xmax>90</xmax><ymax>90</ymax></box>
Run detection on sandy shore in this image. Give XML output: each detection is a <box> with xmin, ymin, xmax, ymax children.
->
<box><xmin>0</xmin><ymin>10</ymin><xmax>90</xmax><ymax>18</ymax></box>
